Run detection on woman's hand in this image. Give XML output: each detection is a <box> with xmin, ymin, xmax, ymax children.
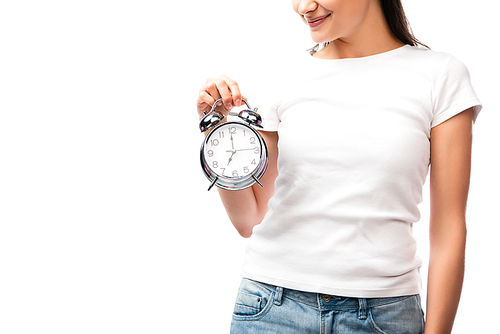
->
<box><xmin>195</xmin><ymin>75</ymin><xmax>279</xmax><ymax>238</ymax></box>
<box><xmin>196</xmin><ymin>75</ymin><xmax>245</xmax><ymax>119</ymax></box>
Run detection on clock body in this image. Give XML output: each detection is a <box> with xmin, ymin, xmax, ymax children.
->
<box><xmin>200</xmin><ymin>121</ymin><xmax>268</xmax><ymax>191</ymax></box>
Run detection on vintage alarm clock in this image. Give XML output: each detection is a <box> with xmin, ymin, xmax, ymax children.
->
<box><xmin>199</xmin><ymin>98</ymin><xmax>268</xmax><ymax>191</ymax></box>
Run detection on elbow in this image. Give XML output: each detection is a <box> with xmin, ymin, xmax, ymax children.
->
<box><xmin>239</xmin><ymin>230</ymin><xmax>253</xmax><ymax>239</ymax></box>
<box><xmin>429</xmin><ymin>218</ymin><xmax>467</xmax><ymax>255</ymax></box>
<box><xmin>231</xmin><ymin>217</ymin><xmax>262</xmax><ymax>239</ymax></box>
<box><xmin>235</xmin><ymin>221</ymin><xmax>260</xmax><ymax>238</ymax></box>
<box><xmin>237</xmin><ymin>227</ymin><xmax>253</xmax><ymax>239</ymax></box>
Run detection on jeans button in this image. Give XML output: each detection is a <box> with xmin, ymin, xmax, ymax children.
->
<box><xmin>321</xmin><ymin>294</ymin><xmax>332</xmax><ymax>303</ymax></box>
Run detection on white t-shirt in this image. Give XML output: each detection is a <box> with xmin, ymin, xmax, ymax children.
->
<box><xmin>242</xmin><ymin>45</ymin><xmax>482</xmax><ymax>298</ymax></box>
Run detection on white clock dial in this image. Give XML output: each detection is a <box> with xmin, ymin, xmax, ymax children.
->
<box><xmin>204</xmin><ymin>122</ymin><xmax>262</xmax><ymax>179</ymax></box>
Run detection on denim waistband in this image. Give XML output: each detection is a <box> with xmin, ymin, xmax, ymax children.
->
<box><xmin>248</xmin><ymin>278</ymin><xmax>415</xmax><ymax>311</ymax></box>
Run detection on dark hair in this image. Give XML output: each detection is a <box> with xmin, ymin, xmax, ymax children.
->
<box><xmin>309</xmin><ymin>0</ymin><xmax>428</xmax><ymax>55</ymax></box>
<box><xmin>380</xmin><ymin>0</ymin><xmax>428</xmax><ymax>48</ymax></box>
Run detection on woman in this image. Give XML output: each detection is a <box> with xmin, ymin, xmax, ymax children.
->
<box><xmin>196</xmin><ymin>0</ymin><xmax>481</xmax><ymax>333</ymax></box>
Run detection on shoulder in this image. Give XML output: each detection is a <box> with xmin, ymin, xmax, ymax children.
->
<box><xmin>401</xmin><ymin>45</ymin><xmax>470</xmax><ymax>75</ymax></box>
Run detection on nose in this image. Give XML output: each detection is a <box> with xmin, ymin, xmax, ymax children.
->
<box><xmin>296</xmin><ymin>0</ymin><xmax>318</xmax><ymax>16</ymax></box>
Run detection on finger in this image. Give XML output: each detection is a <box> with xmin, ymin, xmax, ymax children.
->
<box><xmin>212</xmin><ymin>78</ymin><xmax>234</xmax><ymax>111</ymax></box>
<box><xmin>241</xmin><ymin>95</ymin><xmax>248</xmax><ymax>106</ymax></box>
<box><xmin>220</xmin><ymin>75</ymin><xmax>242</xmax><ymax>107</ymax></box>
<box><xmin>199</xmin><ymin>82</ymin><xmax>227</xmax><ymax>115</ymax></box>
<box><xmin>197</xmin><ymin>91</ymin><xmax>215</xmax><ymax>117</ymax></box>
<box><xmin>198</xmin><ymin>90</ymin><xmax>215</xmax><ymax>106</ymax></box>
<box><xmin>202</xmin><ymin>80</ymin><xmax>222</xmax><ymax>105</ymax></box>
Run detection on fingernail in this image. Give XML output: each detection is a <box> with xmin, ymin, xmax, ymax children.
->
<box><xmin>217</xmin><ymin>102</ymin><xmax>223</xmax><ymax>107</ymax></box>
<box><xmin>235</xmin><ymin>99</ymin><xmax>241</xmax><ymax>106</ymax></box>
<box><xmin>226</xmin><ymin>103</ymin><xmax>233</xmax><ymax>109</ymax></box>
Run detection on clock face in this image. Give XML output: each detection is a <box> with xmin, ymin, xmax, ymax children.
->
<box><xmin>203</xmin><ymin>122</ymin><xmax>262</xmax><ymax>179</ymax></box>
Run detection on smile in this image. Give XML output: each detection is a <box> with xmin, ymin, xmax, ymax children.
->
<box><xmin>306</xmin><ymin>14</ymin><xmax>331</xmax><ymax>28</ymax></box>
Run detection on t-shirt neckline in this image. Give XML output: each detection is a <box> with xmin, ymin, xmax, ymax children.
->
<box><xmin>308</xmin><ymin>44</ymin><xmax>412</xmax><ymax>64</ymax></box>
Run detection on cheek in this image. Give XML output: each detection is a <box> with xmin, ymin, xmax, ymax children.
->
<box><xmin>328</xmin><ymin>0</ymin><xmax>371</xmax><ymax>35</ymax></box>
<box><xmin>341</xmin><ymin>0</ymin><xmax>371</xmax><ymax>23</ymax></box>
<box><xmin>291</xmin><ymin>0</ymin><xmax>301</xmax><ymax>14</ymax></box>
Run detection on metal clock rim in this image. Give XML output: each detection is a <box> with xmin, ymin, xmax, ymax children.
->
<box><xmin>200</xmin><ymin>121</ymin><xmax>268</xmax><ymax>191</ymax></box>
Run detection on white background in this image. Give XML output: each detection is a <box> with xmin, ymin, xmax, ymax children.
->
<box><xmin>0</xmin><ymin>0</ymin><xmax>497</xmax><ymax>333</ymax></box>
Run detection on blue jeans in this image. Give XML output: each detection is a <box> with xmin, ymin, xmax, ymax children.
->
<box><xmin>230</xmin><ymin>278</ymin><xmax>425</xmax><ymax>334</ymax></box>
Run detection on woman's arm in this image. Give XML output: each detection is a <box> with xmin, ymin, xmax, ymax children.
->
<box><xmin>217</xmin><ymin>130</ymin><xmax>278</xmax><ymax>238</ymax></box>
<box><xmin>425</xmin><ymin>108</ymin><xmax>474</xmax><ymax>334</ymax></box>
<box><xmin>197</xmin><ymin>75</ymin><xmax>279</xmax><ymax>238</ymax></box>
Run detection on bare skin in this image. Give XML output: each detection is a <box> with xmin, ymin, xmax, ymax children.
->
<box><xmin>425</xmin><ymin>108</ymin><xmax>473</xmax><ymax>334</ymax></box>
<box><xmin>196</xmin><ymin>76</ymin><xmax>278</xmax><ymax>238</ymax></box>
<box><xmin>196</xmin><ymin>1</ymin><xmax>473</xmax><ymax>332</ymax></box>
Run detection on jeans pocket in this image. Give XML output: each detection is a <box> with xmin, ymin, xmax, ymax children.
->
<box><xmin>234</xmin><ymin>291</ymin><xmax>264</xmax><ymax>316</ymax></box>
<box><xmin>232</xmin><ymin>279</ymin><xmax>275</xmax><ymax>321</ymax></box>
<box><xmin>368</xmin><ymin>295</ymin><xmax>425</xmax><ymax>334</ymax></box>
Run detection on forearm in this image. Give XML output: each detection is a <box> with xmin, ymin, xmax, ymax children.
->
<box><xmin>217</xmin><ymin>186</ymin><xmax>268</xmax><ymax>238</ymax></box>
<box><xmin>196</xmin><ymin>76</ymin><xmax>278</xmax><ymax>238</ymax></box>
<box><xmin>424</xmin><ymin>222</ymin><xmax>466</xmax><ymax>334</ymax></box>
<box><xmin>201</xmin><ymin>114</ymin><xmax>264</xmax><ymax>237</ymax></box>
<box><xmin>217</xmin><ymin>130</ymin><xmax>278</xmax><ymax>238</ymax></box>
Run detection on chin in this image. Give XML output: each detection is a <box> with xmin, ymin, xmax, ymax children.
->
<box><xmin>310</xmin><ymin>32</ymin><xmax>336</xmax><ymax>45</ymax></box>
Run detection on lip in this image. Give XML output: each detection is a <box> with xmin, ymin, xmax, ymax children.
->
<box><xmin>306</xmin><ymin>14</ymin><xmax>331</xmax><ymax>28</ymax></box>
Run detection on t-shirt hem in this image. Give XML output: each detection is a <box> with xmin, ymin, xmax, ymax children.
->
<box><xmin>432</xmin><ymin>98</ymin><xmax>482</xmax><ymax>128</ymax></box>
<box><xmin>260</xmin><ymin>121</ymin><xmax>279</xmax><ymax>132</ymax></box>
<box><xmin>241</xmin><ymin>271</ymin><xmax>421</xmax><ymax>299</ymax></box>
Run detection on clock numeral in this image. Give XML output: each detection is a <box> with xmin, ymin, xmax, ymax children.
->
<box><xmin>210</xmin><ymin>139</ymin><xmax>219</xmax><ymax>146</ymax></box>
<box><xmin>212</xmin><ymin>161</ymin><xmax>218</xmax><ymax>168</ymax></box>
<box><xmin>250</xmin><ymin>137</ymin><xmax>256</xmax><ymax>144</ymax></box>
<box><xmin>229</xmin><ymin>127</ymin><xmax>236</xmax><ymax>134</ymax></box>
<box><xmin>251</xmin><ymin>159</ymin><xmax>256</xmax><ymax>165</ymax></box>
<box><xmin>207</xmin><ymin>150</ymin><xmax>214</xmax><ymax>157</ymax></box>
<box><xmin>243</xmin><ymin>166</ymin><xmax>249</xmax><ymax>174</ymax></box>
<box><xmin>218</xmin><ymin>131</ymin><xmax>224</xmax><ymax>138</ymax></box>
<box><xmin>254</xmin><ymin>147</ymin><xmax>259</xmax><ymax>154</ymax></box>
<box><xmin>232</xmin><ymin>170</ymin><xmax>239</xmax><ymax>177</ymax></box>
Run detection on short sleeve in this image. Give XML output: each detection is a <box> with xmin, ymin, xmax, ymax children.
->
<box><xmin>431</xmin><ymin>55</ymin><xmax>482</xmax><ymax>128</ymax></box>
<box><xmin>259</xmin><ymin>98</ymin><xmax>280</xmax><ymax>131</ymax></box>
<box><xmin>243</xmin><ymin>77</ymin><xmax>281</xmax><ymax>132</ymax></box>
<box><xmin>249</xmin><ymin>85</ymin><xmax>281</xmax><ymax>131</ymax></box>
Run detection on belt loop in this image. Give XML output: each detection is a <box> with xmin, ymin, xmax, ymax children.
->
<box><xmin>358</xmin><ymin>298</ymin><xmax>367</xmax><ymax>320</ymax></box>
<box><xmin>274</xmin><ymin>286</ymin><xmax>283</xmax><ymax>306</ymax></box>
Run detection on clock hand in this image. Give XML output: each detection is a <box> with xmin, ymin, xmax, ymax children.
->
<box><xmin>227</xmin><ymin>151</ymin><xmax>236</xmax><ymax>166</ymax></box>
<box><xmin>225</xmin><ymin>141</ymin><xmax>259</xmax><ymax>165</ymax></box>
<box><xmin>233</xmin><ymin>147</ymin><xmax>258</xmax><ymax>152</ymax></box>
<box><xmin>226</xmin><ymin>133</ymin><xmax>236</xmax><ymax>166</ymax></box>
<box><xmin>226</xmin><ymin>148</ymin><xmax>257</xmax><ymax>154</ymax></box>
